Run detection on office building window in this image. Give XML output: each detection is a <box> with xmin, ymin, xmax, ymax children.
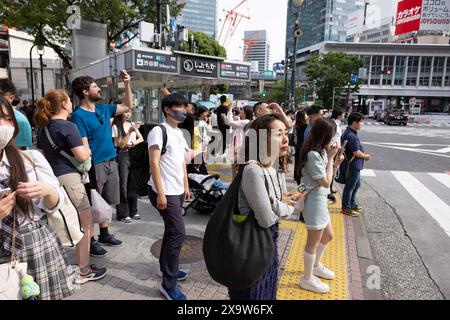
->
<box><xmin>394</xmin><ymin>56</ymin><xmax>406</xmax><ymax>86</ymax></box>
<box><xmin>432</xmin><ymin>57</ymin><xmax>445</xmax><ymax>86</ymax></box>
<box><xmin>382</xmin><ymin>56</ymin><xmax>394</xmax><ymax>85</ymax></box>
<box><xmin>419</xmin><ymin>56</ymin><xmax>432</xmax><ymax>86</ymax></box>
<box><xmin>360</xmin><ymin>55</ymin><xmax>370</xmax><ymax>85</ymax></box>
<box><xmin>445</xmin><ymin>58</ymin><xmax>450</xmax><ymax>86</ymax></box>
<box><xmin>370</xmin><ymin>55</ymin><xmax>382</xmax><ymax>85</ymax></box>
<box><xmin>406</xmin><ymin>56</ymin><xmax>419</xmax><ymax>86</ymax></box>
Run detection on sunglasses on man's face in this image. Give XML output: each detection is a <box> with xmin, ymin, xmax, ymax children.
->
<box><xmin>95</xmin><ymin>112</ymin><xmax>104</xmax><ymax>125</ymax></box>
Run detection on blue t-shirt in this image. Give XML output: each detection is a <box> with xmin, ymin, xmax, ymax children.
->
<box><xmin>71</xmin><ymin>104</ymin><xmax>117</xmax><ymax>165</ymax></box>
<box><xmin>13</xmin><ymin>109</ymin><xmax>32</xmax><ymax>148</ymax></box>
<box><xmin>303</xmin><ymin>123</ymin><xmax>313</xmax><ymax>142</ymax></box>
<box><xmin>341</xmin><ymin>127</ymin><xmax>364</xmax><ymax>171</ymax></box>
<box><xmin>36</xmin><ymin>119</ymin><xmax>84</xmax><ymax>177</ymax></box>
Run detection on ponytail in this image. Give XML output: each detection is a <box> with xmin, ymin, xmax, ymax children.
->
<box><xmin>34</xmin><ymin>89</ymin><xmax>69</xmax><ymax>128</ymax></box>
<box><xmin>34</xmin><ymin>97</ymin><xmax>52</xmax><ymax>127</ymax></box>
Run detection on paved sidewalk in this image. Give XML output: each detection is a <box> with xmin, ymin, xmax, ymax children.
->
<box><xmin>66</xmin><ymin>164</ymin><xmax>364</xmax><ymax>300</ymax></box>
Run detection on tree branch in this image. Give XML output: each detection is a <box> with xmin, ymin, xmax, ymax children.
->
<box><xmin>117</xmin><ymin>32</ymin><xmax>139</xmax><ymax>49</ymax></box>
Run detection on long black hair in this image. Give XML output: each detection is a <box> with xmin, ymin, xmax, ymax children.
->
<box><xmin>297</xmin><ymin>118</ymin><xmax>336</xmax><ymax>176</ymax></box>
<box><xmin>0</xmin><ymin>96</ymin><xmax>33</xmax><ymax>218</ymax></box>
<box><xmin>112</xmin><ymin>113</ymin><xmax>127</xmax><ymax>137</ymax></box>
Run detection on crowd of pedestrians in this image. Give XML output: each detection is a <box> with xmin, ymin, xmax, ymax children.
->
<box><xmin>0</xmin><ymin>68</ymin><xmax>370</xmax><ymax>300</ymax></box>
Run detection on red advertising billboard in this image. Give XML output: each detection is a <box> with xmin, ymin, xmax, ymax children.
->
<box><xmin>395</xmin><ymin>0</ymin><xmax>423</xmax><ymax>36</ymax></box>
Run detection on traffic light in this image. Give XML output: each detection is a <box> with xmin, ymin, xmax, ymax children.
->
<box><xmin>381</xmin><ymin>69</ymin><xmax>392</xmax><ymax>75</ymax></box>
<box><xmin>262</xmin><ymin>88</ymin><xmax>267</xmax><ymax>97</ymax></box>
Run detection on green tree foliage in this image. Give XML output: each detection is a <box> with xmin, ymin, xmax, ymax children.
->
<box><xmin>0</xmin><ymin>0</ymin><xmax>183</xmax><ymax>69</ymax></box>
<box><xmin>179</xmin><ymin>30</ymin><xmax>226</xmax><ymax>58</ymax></box>
<box><xmin>304</xmin><ymin>52</ymin><xmax>364</xmax><ymax>108</ymax></box>
<box><xmin>265</xmin><ymin>80</ymin><xmax>307</xmax><ymax>105</ymax></box>
<box><xmin>210</xmin><ymin>84</ymin><xmax>229</xmax><ymax>95</ymax></box>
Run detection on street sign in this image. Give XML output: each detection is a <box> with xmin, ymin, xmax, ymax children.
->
<box><xmin>180</xmin><ymin>55</ymin><xmax>218</xmax><ymax>79</ymax></box>
<box><xmin>351</xmin><ymin>74</ymin><xmax>358</xmax><ymax>83</ymax></box>
<box><xmin>135</xmin><ymin>50</ymin><xmax>178</xmax><ymax>74</ymax></box>
<box><xmin>219</xmin><ymin>62</ymin><xmax>250</xmax><ymax>80</ymax></box>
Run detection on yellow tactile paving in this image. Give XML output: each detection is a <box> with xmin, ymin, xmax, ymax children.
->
<box><xmin>277</xmin><ymin>196</ymin><xmax>349</xmax><ymax>300</ymax></box>
<box><xmin>205</xmin><ymin>164</ymin><xmax>349</xmax><ymax>300</ymax></box>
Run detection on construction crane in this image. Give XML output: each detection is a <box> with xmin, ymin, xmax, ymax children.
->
<box><xmin>218</xmin><ymin>0</ymin><xmax>250</xmax><ymax>47</ymax></box>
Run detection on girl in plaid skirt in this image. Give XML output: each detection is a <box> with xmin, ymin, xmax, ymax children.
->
<box><xmin>0</xmin><ymin>94</ymin><xmax>74</xmax><ymax>300</ymax></box>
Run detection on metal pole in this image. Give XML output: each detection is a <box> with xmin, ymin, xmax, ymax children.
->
<box><xmin>39</xmin><ymin>54</ymin><xmax>45</xmax><ymax>97</ymax></box>
<box><xmin>290</xmin><ymin>35</ymin><xmax>298</xmax><ymax>108</ymax></box>
<box><xmin>346</xmin><ymin>64</ymin><xmax>352</xmax><ymax>111</ymax></box>
<box><xmin>332</xmin><ymin>87</ymin><xmax>335</xmax><ymax>109</ymax></box>
<box><xmin>29</xmin><ymin>44</ymin><xmax>36</xmax><ymax>107</ymax></box>
<box><xmin>291</xmin><ymin>13</ymin><xmax>300</xmax><ymax>108</ymax></box>
<box><xmin>284</xmin><ymin>47</ymin><xmax>289</xmax><ymax>107</ymax></box>
<box><xmin>156</xmin><ymin>0</ymin><xmax>162</xmax><ymax>49</ymax></box>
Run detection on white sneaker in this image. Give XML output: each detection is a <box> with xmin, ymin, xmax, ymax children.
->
<box><xmin>300</xmin><ymin>275</ymin><xmax>330</xmax><ymax>293</ymax></box>
<box><xmin>313</xmin><ymin>263</ymin><xmax>335</xmax><ymax>280</ymax></box>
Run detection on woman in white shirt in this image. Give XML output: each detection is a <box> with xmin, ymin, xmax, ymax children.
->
<box><xmin>0</xmin><ymin>96</ymin><xmax>73</xmax><ymax>300</ymax></box>
<box><xmin>112</xmin><ymin>111</ymin><xmax>144</xmax><ymax>223</ymax></box>
<box><xmin>225</xmin><ymin>104</ymin><xmax>254</xmax><ymax>178</ymax></box>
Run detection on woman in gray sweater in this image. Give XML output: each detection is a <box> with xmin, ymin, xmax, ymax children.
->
<box><xmin>228</xmin><ymin>113</ymin><xmax>295</xmax><ymax>300</ymax></box>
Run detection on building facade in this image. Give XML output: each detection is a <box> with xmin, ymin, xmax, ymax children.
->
<box><xmin>295</xmin><ymin>41</ymin><xmax>450</xmax><ymax>114</ymax></box>
<box><xmin>0</xmin><ymin>27</ymin><xmax>65</xmax><ymax>103</ymax></box>
<box><xmin>243</xmin><ymin>30</ymin><xmax>270</xmax><ymax>72</ymax></box>
<box><xmin>177</xmin><ymin>0</ymin><xmax>217</xmax><ymax>39</ymax></box>
<box><xmin>286</xmin><ymin>0</ymin><xmax>365</xmax><ymax>53</ymax></box>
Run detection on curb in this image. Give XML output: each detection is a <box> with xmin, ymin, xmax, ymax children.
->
<box><xmin>335</xmin><ymin>184</ymin><xmax>384</xmax><ymax>300</ymax></box>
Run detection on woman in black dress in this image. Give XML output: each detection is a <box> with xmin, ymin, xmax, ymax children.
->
<box><xmin>294</xmin><ymin>110</ymin><xmax>309</xmax><ymax>185</ymax></box>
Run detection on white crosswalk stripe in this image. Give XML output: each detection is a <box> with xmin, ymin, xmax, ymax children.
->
<box><xmin>364</xmin><ymin>122</ymin><xmax>450</xmax><ymax>128</ymax></box>
<box><xmin>361</xmin><ymin>170</ymin><xmax>450</xmax><ymax>237</ymax></box>
<box><xmin>391</xmin><ymin>171</ymin><xmax>450</xmax><ymax>237</ymax></box>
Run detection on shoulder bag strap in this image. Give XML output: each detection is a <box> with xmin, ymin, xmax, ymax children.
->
<box><xmin>44</xmin><ymin>127</ymin><xmax>81</xmax><ymax>166</ymax></box>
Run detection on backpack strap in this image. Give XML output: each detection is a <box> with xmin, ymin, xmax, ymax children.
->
<box><xmin>158</xmin><ymin>124</ymin><xmax>168</xmax><ymax>156</ymax></box>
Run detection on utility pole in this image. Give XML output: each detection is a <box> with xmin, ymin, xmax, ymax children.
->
<box><xmin>290</xmin><ymin>13</ymin><xmax>301</xmax><ymax>109</ymax></box>
<box><xmin>284</xmin><ymin>47</ymin><xmax>289</xmax><ymax>108</ymax></box>
<box><xmin>156</xmin><ymin>0</ymin><xmax>162</xmax><ymax>49</ymax></box>
<box><xmin>345</xmin><ymin>63</ymin><xmax>353</xmax><ymax>111</ymax></box>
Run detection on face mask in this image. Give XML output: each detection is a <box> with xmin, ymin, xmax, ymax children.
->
<box><xmin>0</xmin><ymin>126</ymin><xmax>15</xmax><ymax>150</ymax></box>
<box><xmin>170</xmin><ymin>109</ymin><xmax>187</xmax><ymax>122</ymax></box>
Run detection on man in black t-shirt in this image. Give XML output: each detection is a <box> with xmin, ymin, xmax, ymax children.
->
<box><xmin>216</xmin><ymin>95</ymin><xmax>230</xmax><ymax>153</ymax></box>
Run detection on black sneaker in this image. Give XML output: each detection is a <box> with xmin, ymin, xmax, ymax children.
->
<box><xmin>90</xmin><ymin>241</ymin><xmax>108</xmax><ymax>257</ymax></box>
<box><xmin>327</xmin><ymin>194</ymin><xmax>336</xmax><ymax>203</ymax></box>
<box><xmin>98</xmin><ymin>234</ymin><xmax>123</xmax><ymax>247</ymax></box>
<box><xmin>76</xmin><ymin>264</ymin><xmax>107</xmax><ymax>284</ymax></box>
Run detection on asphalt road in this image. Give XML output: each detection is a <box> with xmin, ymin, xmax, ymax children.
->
<box><xmin>353</xmin><ymin>120</ymin><xmax>450</xmax><ymax>299</ymax></box>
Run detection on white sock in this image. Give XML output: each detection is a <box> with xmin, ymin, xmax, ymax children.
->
<box><xmin>303</xmin><ymin>252</ymin><xmax>316</xmax><ymax>280</ymax></box>
<box><xmin>314</xmin><ymin>243</ymin><xmax>327</xmax><ymax>267</ymax></box>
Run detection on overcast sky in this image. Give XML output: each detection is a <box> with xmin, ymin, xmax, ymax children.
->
<box><xmin>217</xmin><ymin>0</ymin><xmax>288</xmax><ymax>66</ymax></box>
<box><xmin>216</xmin><ymin>0</ymin><xmax>397</xmax><ymax>66</ymax></box>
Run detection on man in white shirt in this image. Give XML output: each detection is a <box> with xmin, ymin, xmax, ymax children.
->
<box><xmin>147</xmin><ymin>93</ymin><xmax>190</xmax><ymax>300</ymax></box>
<box><xmin>329</xmin><ymin>107</ymin><xmax>345</xmax><ymax>201</ymax></box>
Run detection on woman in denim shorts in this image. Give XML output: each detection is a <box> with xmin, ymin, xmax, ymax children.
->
<box><xmin>297</xmin><ymin>118</ymin><xmax>344</xmax><ymax>294</ymax></box>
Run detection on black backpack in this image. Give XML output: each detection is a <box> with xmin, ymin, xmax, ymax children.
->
<box><xmin>129</xmin><ymin>124</ymin><xmax>168</xmax><ymax>196</ymax></box>
<box><xmin>203</xmin><ymin>164</ymin><xmax>274</xmax><ymax>290</ymax></box>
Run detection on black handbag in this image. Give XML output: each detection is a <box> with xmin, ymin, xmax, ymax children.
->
<box><xmin>202</xmin><ymin>164</ymin><xmax>274</xmax><ymax>290</ymax></box>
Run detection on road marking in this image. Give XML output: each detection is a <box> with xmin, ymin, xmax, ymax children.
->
<box><xmin>392</xmin><ymin>171</ymin><xmax>450</xmax><ymax>237</ymax></box>
<box><xmin>363</xmin><ymin>142</ymin><xmax>450</xmax><ymax>159</ymax></box>
<box><xmin>429</xmin><ymin>173</ymin><xmax>450</xmax><ymax>189</ymax></box>
<box><xmin>434</xmin><ymin>146</ymin><xmax>450</xmax><ymax>153</ymax></box>
<box><xmin>361</xmin><ymin>169</ymin><xmax>376</xmax><ymax>177</ymax></box>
